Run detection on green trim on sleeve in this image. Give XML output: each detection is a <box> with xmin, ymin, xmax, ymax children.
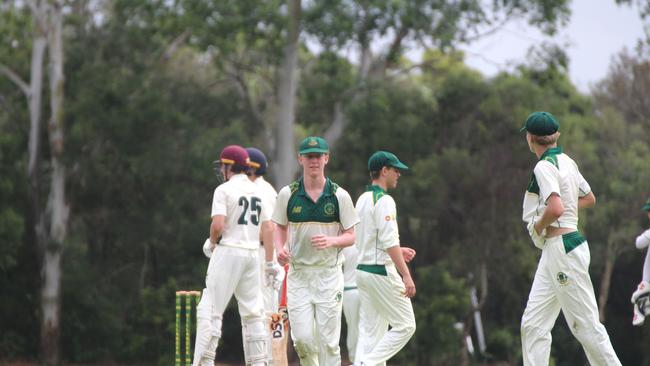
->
<box><xmin>526</xmin><ymin>174</ymin><xmax>540</xmax><ymax>194</ymax></box>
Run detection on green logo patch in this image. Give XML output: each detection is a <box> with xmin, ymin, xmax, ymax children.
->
<box><xmin>557</xmin><ymin>272</ymin><xmax>568</xmax><ymax>285</ymax></box>
<box><xmin>323</xmin><ymin>202</ymin><xmax>335</xmax><ymax>216</ymax></box>
<box><xmin>335</xmin><ymin>291</ymin><xmax>342</xmax><ymax>302</ymax></box>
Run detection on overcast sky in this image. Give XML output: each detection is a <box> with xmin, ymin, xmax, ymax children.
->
<box><xmin>458</xmin><ymin>0</ymin><xmax>646</xmax><ymax>92</ymax></box>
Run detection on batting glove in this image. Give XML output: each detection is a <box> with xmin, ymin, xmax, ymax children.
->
<box><xmin>203</xmin><ymin>238</ymin><xmax>215</xmax><ymax>258</ymax></box>
<box><xmin>264</xmin><ymin>261</ymin><xmax>285</xmax><ymax>290</ymax></box>
<box><xmin>631</xmin><ymin>281</ymin><xmax>650</xmax><ymax>303</ymax></box>
<box><xmin>527</xmin><ymin>221</ymin><xmax>546</xmax><ymax>249</ymax></box>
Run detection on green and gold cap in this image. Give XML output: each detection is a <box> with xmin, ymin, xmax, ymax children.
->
<box><xmin>299</xmin><ymin>136</ymin><xmax>329</xmax><ymax>155</ymax></box>
<box><xmin>520</xmin><ymin>111</ymin><xmax>560</xmax><ymax>136</ymax></box>
<box><xmin>368</xmin><ymin>151</ymin><xmax>408</xmax><ymax>171</ymax></box>
<box><xmin>642</xmin><ymin>197</ymin><xmax>650</xmax><ymax>211</ymax></box>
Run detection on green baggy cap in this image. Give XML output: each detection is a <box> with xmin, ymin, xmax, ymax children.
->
<box><xmin>368</xmin><ymin>151</ymin><xmax>408</xmax><ymax>171</ymax></box>
<box><xmin>299</xmin><ymin>136</ymin><xmax>329</xmax><ymax>155</ymax></box>
<box><xmin>520</xmin><ymin>111</ymin><xmax>560</xmax><ymax>136</ymax></box>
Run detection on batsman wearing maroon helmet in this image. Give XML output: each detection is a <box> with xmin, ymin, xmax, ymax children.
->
<box><xmin>192</xmin><ymin>145</ymin><xmax>277</xmax><ymax>366</ymax></box>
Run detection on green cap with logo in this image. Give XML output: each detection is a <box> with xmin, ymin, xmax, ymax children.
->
<box><xmin>368</xmin><ymin>151</ymin><xmax>409</xmax><ymax>171</ymax></box>
<box><xmin>299</xmin><ymin>136</ymin><xmax>329</xmax><ymax>155</ymax></box>
<box><xmin>520</xmin><ymin>111</ymin><xmax>560</xmax><ymax>136</ymax></box>
<box><xmin>642</xmin><ymin>197</ymin><xmax>650</xmax><ymax>211</ymax></box>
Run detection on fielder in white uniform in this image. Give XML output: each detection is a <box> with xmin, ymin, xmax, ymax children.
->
<box><xmin>519</xmin><ymin>112</ymin><xmax>621</xmax><ymax>366</ymax></box>
<box><xmin>272</xmin><ymin>136</ymin><xmax>359</xmax><ymax>366</ymax></box>
<box><xmin>192</xmin><ymin>145</ymin><xmax>277</xmax><ymax>366</ymax></box>
<box><xmin>354</xmin><ymin>151</ymin><xmax>416</xmax><ymax>366</ymax></box>
<box><xmin>342</xmin><ymin>245</ymin><xmax>360</xmax><ymax>364</ymax></box>
<box><xmin>631</xmin><ymin>197</ymin><xmax>650</xmax><ymax>326</ymax></box>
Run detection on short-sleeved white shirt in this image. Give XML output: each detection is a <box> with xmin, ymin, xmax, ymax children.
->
<box><xmin>522</xmin><ymin>147</ymin><xmax>591</xmax><ymax>230</ymax></box>
<box><xmin>211</xmin><ymin>173</ymin><xmax>271</xmax><ymax>249</ymax></box>
<box><xmin>355</xmin><ymin>185</ymin><xmax>400</xmax><ymax>266</ymax></box>
<box><xmin>254</xmin><ymin>176</ymin><xmax>278</xmax><ymax>221</ymax></box>
<box><xmin>272</xmin><ymin>177</ymin><xmax>359</xmax><ymax>267</ymax></box>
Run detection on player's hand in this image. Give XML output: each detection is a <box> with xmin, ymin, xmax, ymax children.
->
<box><xmin>276</xmin><ymin>246</ymin><xmax>292</xmax><ymax>266</ymax></box>
<box><xmin>264</xmin><ymin>261</ymin><xmax>285</xmax><ymax>290</ymax></box>
<box><xmin>401</xmin><ymin>247</ymin><xmax>416</xmax><ymax>262</ymax></box>
<box><xmin>311</xmin><ymin>234</ymin><xmax>335</xmax><ymax>250</ymax></box>
<box><xmin>527</xmin><ymin>221</ymin><xmax>546</xmax><ymax>249</ymax></box>
<box><xmin>631</xmin><ymin>281</ymin><xmax>650</xmax><ymax>303</ymax></box>
<box><xmin>202</xmin><ymin>238</ymin><xmax>215</xmax><ymax>258</ymax></box>
<box><xmin>402</xmin><ymin>275</ymin><xmax>416</xmax><ymax>298</ymax></box>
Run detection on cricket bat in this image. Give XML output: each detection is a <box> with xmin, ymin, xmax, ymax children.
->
<box><xmin>271</xmin><ymin>265</ymin><xmax>289</xmax><ymax>366</ymax></box>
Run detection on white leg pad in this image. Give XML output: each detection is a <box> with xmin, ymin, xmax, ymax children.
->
<box><xmin>242</xmin><ymin>316</ymin><xmax>271</xmax><ymax>366</ymax></box>
<box><xmin>192</xmin><ymin>313</ymin><xmax>222</xmax><ymax>366</ymax></box>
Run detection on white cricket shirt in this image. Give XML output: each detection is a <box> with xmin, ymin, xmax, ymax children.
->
<box><xmin>355</xmin><ymin>185</ymin><xmax>400</xmax><ymax>266</ymax></box>
<box><xmin>522</xmin><ymin>147</ymin><xmax>591</xmax><ymax>230</ymax></box>
<box><xmin>211</xmin><ymin>173</ymin><xmax>271</xmax><ymax>249</ymax></box>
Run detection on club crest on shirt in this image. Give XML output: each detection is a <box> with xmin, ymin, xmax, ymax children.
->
<box><xmin>335</xmin><ymin>291</ymin><xmax>342</xmax><ymax>302</ymax></box>
<box><xmin>323</xmin><ymin>202</ymin><xmax>335</xmax><ymax>216</ymax></box>
<box><xmin>557</xmin><ymin>272</ymin><xmax>569</xmax><ymax>285</ymax></box>
<box><xmin>292</xmin><ymin>206</ymin><xmax>302</xmax><ymax>214</ymax></box>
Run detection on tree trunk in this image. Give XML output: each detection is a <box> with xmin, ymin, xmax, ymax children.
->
<box><xmin>41</xmin><ymin>2</ymin><xmax>68</xmax><ymax>365</ymax></box>
<box><xmin>273</xmin><ymin>0</ymin><xmax>301</xmax><ymax>187</ymax></box>
<box><xmin>598</xmin><ymin>240</ymin><xmax>616</xmax><ymax>322</ymax></box>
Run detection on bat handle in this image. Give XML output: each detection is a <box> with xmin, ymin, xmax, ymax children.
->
<box><xmin>280</xmin><ymin>264</ymin><xmax>288</xmax><ymax>307</ymax></box>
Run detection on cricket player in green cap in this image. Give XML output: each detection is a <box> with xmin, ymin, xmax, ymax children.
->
<box><xmin>272</xmin><ymin>136</ymin><xmax>360</xmax><ymax>365</ymax></box>
<box><xmin>519</xmin><ymin>111</ymin><xmax>621</xmax><ymax>365</ymax></box>
<box><xmin>353</xmin><ymin>150</ymin><xmax>416</xmax><ymax>366</ymax></box>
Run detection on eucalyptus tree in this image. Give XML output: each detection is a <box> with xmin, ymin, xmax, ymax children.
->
<box><xmin>0</xmin><ymin>1</ymin><xmax>68</xmax><ymax>365</ymax></box>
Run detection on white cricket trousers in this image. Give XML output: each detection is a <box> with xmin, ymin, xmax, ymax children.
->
<box><xmin>521</xmin><ymin>234</ymin><xmax>621</xmax><ymax>366</ymax></box>
<box><xmin>287</xmin><ymin>265</ymin><xmax>344</xmax><ymax>366</ymax></box>
<box><xmin>355</xmin><ymin>264</ymin><xmax>416</xmax><ymax>366</ymax></box>
<box><xmin>195</xmin><ymin>245</ymin><xmax>268</xmax><ymax>366</ymax></box>
<box><xmin>343</xmin><ymin>287</ymin><xmax>360</xmax><ymax>363</ymax></box>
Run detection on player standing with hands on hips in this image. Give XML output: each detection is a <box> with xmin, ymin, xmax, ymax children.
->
<box><xmin>519</xmin><ymin>112</ymin><xmax>621</xmax><ymax>366</ymax></box>
<box><xmin>272</xmin><ymin>136</ymin><xmax>360</xmax><ymax>366</ymax></box>
<box><xmin>193</xmin><ymin>145</ymin><xmax>277</xmax><ymax>366</ymax></box>
<box><xmin>631</xmin><ymin>197</ymin><xmax>650</xmax><ymax>326</ymax></box>
<box><xmin>354</xmin><ymin>151</ymin><xmax>416</xmax><ymax>366</ymax></box>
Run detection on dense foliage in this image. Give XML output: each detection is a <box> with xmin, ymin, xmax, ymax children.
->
<box><xmin>1</xmin><ymin>1</ymin><xmax>649</xmax><ymax>365</ymax></box>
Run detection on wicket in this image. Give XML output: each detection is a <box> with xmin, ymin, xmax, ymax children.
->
<box><xmin>175</xmin><ymin>290</ymin><xmax>202</xmax><ymax>366</ymax></box>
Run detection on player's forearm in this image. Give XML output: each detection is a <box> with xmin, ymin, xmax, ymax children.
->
<box><xmin>330</xmin><ymin>229</ymin><xmax>355</xmax><ymax>248</ymax></box>
<box><xmin>210</xmin><ymin>216</ymin><xmax>225</xmax><ymax>244</ymax></box>
<box><xmin>578</xmin><ymin>192</ymin><xmax>596</xmax><ymax>209</ymax></box>
<box><xmin>262</xmin><ymin>221</ymin><xmax>275</xmax><ymax>261</ymax></box>
<box><xmin>387</xmin><ymin>245</ymin><xmax>412</xmax><ymax>279</ymax></box>
<box><xmin>535</xmin><ymin>195</ymin><xmax>563</xmax><ymax>234</ymax></box>
<box><xmin>274</xmin><ymin>224</ymin><xmax>288</xmax><ymax>251</ymax></box>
